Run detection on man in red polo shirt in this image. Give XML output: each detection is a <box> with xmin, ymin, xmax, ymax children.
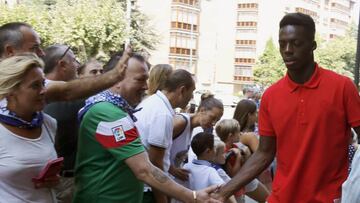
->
<box><xmin>215</xmin><ymin>12</ymin><xmax>360</xmax><ymax>202</ymax></box>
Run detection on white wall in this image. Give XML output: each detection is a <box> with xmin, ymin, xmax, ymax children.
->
<box><xmin>136</xmin><ymin>0</ymin><xmax>172</xmax><ymax>64</ymax></box>
<box><xmin>197</xmin><ymin>0</ymin><xmax>237</xmax><ymax>92</ymax></box>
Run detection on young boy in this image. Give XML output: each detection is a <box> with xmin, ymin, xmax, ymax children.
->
<box><xmin>215</xmin><ymin>119</ymin><xmax>269</xmax><ymax>203</ymax></box>
<box><xmin>183</xmin><ymin>132</ymin><xmax>236</xmax><ymax>203</ymax></box>
<box><xmin>183</xmin><ymin>132</ymin><xmax>224</xmax><ymax>190</ymax></box>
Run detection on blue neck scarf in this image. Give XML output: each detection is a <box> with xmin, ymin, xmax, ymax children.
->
<box><xmin>78</xmin><ymin>90</ymin><xmax>141</xmax><ymax>122</ymax></box>
<box><xmin>0</xmin><ymin>99</ymin><xmax>43</xmax><ymax>129</ymax></box>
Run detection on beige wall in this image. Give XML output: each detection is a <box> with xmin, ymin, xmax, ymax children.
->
<box><xmin>136</xmin><ymin>0</ymin><xmax>172</xmax><ymax>65</ymax></box>
<box><xmin>197</xmin><ymin>0</ymin><xmax>237</xmax><ymax>93</ymax></box>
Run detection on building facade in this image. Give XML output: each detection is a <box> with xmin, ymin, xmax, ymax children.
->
<box><xmin>136</xmin><ymin>0</ymin><xmax>200</xmax><ymax>74</ymax></box>
<box><xmin>136</xmin><ymin>0</ymin><xmax>358</xmax><ymax>94</ymax></box>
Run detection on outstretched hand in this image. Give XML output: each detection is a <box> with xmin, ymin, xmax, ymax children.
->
<box><xmin>115</xmin><ymin>45</ymin><xmax>133</xmax><ymax>80</ymax></box>
<box><xmin>196</xmin><ymin>184</ymin><xmax>224</xmax><ymax>203</ymax></box>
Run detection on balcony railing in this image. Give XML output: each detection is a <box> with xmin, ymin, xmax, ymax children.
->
<box><xmin>171</xmin><ymin>21</ymin><xmax>198</xmax><ymax>32</ymax></box>
<box><xmin>172</xmin><ymin>0</ymin><xmax>199</xmax><ymax>7</ymax></box>
<box><xmin>233</xmin><ymin>76</ymin><xmax>253</xmax><ymax>82</ymax></box>
<box><xmin>170</xmin><ymin>47</ymin><xmax>196</xmax><ymax>56</ymax></box>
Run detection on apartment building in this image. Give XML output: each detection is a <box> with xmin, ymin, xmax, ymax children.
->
<box><xmin>136</xmin><ymin>0</ymin><xmax>200</xmax><ymax>74</ymax></box>
<box><xmin>135</xmin><ymin>0</ymin><xmax>358</xmax><ymax>94</ymax></box>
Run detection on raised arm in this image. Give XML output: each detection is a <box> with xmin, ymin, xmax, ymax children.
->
<box><xmin>216</xmin><ymin>136</ymin><xmax>276</xmax><ymax>201</ymax></box>
<box><xmin>126</xmin><ymin>151</ymin><xmax>221</xmax><ymax>203</ymax></box>
<box><xmin>45</xmin><ymin>47</ymin><xmax>131</xmax><ymax>102</ymax></box>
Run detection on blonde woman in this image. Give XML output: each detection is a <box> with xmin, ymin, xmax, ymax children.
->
<box><xmin>147</xmin><ymin>64</ymin><xmax>173</xmax><ymax>95</ymax></box>
<box><xmin>0</xmin><ymin>54</ymin><xmax>58</xmax><ymax>202</ymax></box>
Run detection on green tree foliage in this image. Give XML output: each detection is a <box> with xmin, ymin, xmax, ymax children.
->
<box><xmin>315</xmin><ymin>25</ymin><xmax>357</xmax><ymax>79</ymax></box>
<box><xmin>253</xmin><ymin>38</ymin><xmax>285</xmax><ymax>87</ymax></box>
<box><xmin>254</xmin><ymin>27</ymin><xmax>357</xmax><ymax>88</ymax></box>
<box><xmin>0</xmin><ymin>0</ymin><xmax>159</xmax><ymax>61</ymax></box>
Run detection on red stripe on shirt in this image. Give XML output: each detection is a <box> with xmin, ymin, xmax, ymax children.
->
<box><xmin>95</xmin><ymin>128</ymin><xmax>139</xmax><ymax>149</ymax></box>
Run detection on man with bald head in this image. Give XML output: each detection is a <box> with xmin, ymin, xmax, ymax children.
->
<box><xmin>74</xmin><ymin>52</ymin><xmax>219</xmax><ymax>203</ymax></box>
<box><xmin>0</xmin><ymin>22</ymin><xmax>128</xmax><ymax>102</ymax></box>
<box><xmin>43</xmin><ymin>44</ymin><xmax>80</xmax><ymax>82</ymax></box>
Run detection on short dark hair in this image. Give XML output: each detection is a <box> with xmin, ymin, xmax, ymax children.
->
<box><xmin>279</xmin><ymin>12</ymin><xmax>315</xmax><ymax>40</ymax></box>
<box><xmin>0</xmin><ymin>22</ymin><xmax>32</xmax><ymax>57</ymax></box>
<box><xmin>42</xmin><ymin>44</ymin><xmax>68</xmax><ymax>74</ymax></box>
<box><xmin>191</xmin><ymin>132</ymin><xmax>214</xmax><ymax>157</ymax></box>
<box><xmin>103</xmin><ymin>51</ymin><xmax>145</xmax><ymax>73</ymax></box>
<box><xmin>163</xmin><ymin>69</ymin><xmax>194</xmax><ymax>92</ymax></box>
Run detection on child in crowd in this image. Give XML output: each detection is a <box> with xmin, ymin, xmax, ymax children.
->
<box><xmin>184</xmin><ymin>132</ymin><xmax>236</xmax><ymax>203</ymax></box>
<box><xmin>212</xmin><ymin>139</ymin><xmax>231</xmax><ymax>182</ymax></box>
<box><xmin>215</xmin><ymin>119</ymin><xmax>269</xmax><ymax>203</ymax></box>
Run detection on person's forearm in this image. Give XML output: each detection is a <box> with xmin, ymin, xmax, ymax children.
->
<box><xmin>219</xmin><ymin>150</ymin><xmax>273</xmax><ymax>199</ymax></box>
<box><xmin>143</xmin><ymin>165</ymin><xmax>193</xmax><ymax>202</ymax></box>
<box><xmin>45</xmin><ymin>48</ymin><xmax>129</xmax><ymax>102</ymax></box>
<box><xmin>46</xmin><ymin>68</ymin><xmax>125</xmax><ymax>102</ymax></box>
<box><xmin>128</xmin><ymin>152</ymin><xmax>195</xmax><ymax>202</ymax></box>
<box><xmin>149</xmin><ymin>148</ymin><xmax>170</xmax><ymax>203</ymax></box>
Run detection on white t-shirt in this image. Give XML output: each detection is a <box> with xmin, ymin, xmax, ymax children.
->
<box><xmin>135</xmin><ymin>91</ymin><xmax>175</xmax><ymax>173</ymax></box>
<box><xmin>183</xmin><ymin>159</ymin><xmax>224</xmax><ymax>190</ymax></box>
<box><xmin>0</xmin><ymin>114</ymin><xmax>58</xmax><ymax>203</ymax></box>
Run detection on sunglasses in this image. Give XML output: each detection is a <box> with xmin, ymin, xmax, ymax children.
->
<box><xmin>59</xmin><ymin>46</ymin><xmax>71</xmax><ymax>61</ymax></box>
<box><xmin>58</xmin><ymin>46</ymin><xmax>81</xmax><ymax>65</ymax></box>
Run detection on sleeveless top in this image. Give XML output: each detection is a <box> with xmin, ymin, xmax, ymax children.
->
<box><xmin>170</xmin><ymin>113</ymin><xmax>191</xmax><ymax>167</ymax></box>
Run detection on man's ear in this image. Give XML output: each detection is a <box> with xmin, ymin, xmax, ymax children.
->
<box><xmin>312</xmin><ymin>41</ymin><xmax>317</xmax><ymax>51</ymax></box>
<box><xmin>179</xmin><ymin>85</ymin><xmax>187</xmax><ymax>94</ymax></box>
<box><xmin>4</xmin><ymin>44</ymin><xmax>16</xmax><ymax>57</ymax></box>
<box><xmin>204</xmin><ymin>148</ymin><xmax>212</xmax><ymax>154</ymax></box>
<box><xmin>58</xmin><ymin>59</ymin><xmax>67</xmax><ymax>68</ymax></box>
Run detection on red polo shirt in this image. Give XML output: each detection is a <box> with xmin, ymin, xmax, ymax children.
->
<box><xmin>259</xmin><ymin>63</ymin><xmax>360</xmax><ymax>203</ymax></box>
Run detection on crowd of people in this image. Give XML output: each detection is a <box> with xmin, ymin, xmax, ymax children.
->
<box><xmin>0</xmin><ymin>12</ymin><xmax>359</xmax><ymax>203</ymax></box>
